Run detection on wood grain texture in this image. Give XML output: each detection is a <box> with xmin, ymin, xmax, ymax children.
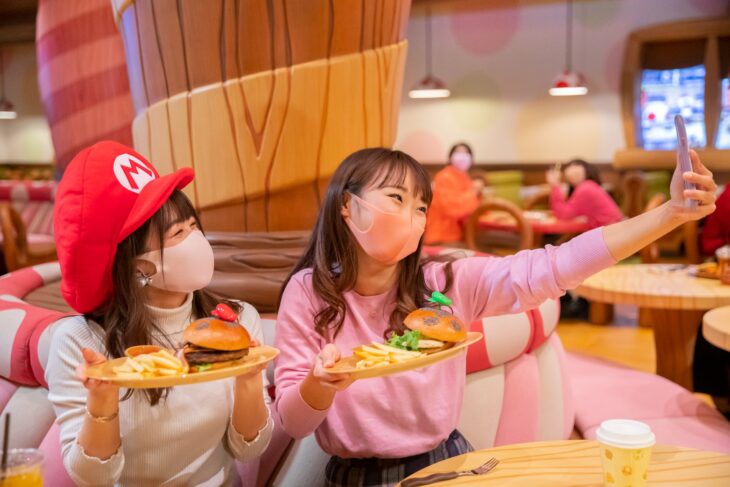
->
<box><xmin>115</xmin><ymin>0</ymin><xmax>412</xmax><ymax>112</ymax></box>
<box><xmin>131</xmin><ymin>41</ymin><xmax>408</xmax><ymax>231</ymax></box>
<box><xmin>650</xmin><ymin>308</ymin><xmax>705</xmax><ymax>390</ymax></box>
<box><xmin>575</xmin><ymin>264</ymin><xmax>730</xmax><ymax>389</ymax></box>
<box><xmin>619</xmin><ymin>16</ymin><xmax>730</xmax><ymax>159</ymax></box>
<box><xmin>399</xmin><ymin>440</ymin><xmax>730</xmax><ymax>486</ymax></box>
<box><xmin>614</xmin><ymin>148</ymin><xmax>730</xmax><ymax>171</ymax></box>
<box><xmin>117</xmin><ymin>0</ymin><xmax>410</xmax><ymax>232</ymax></box>
<box><xmin>575</xmin><ymin>265</ymin><xmax>730</xmax><ymax>311</ymax></box>
<box><xmin>704</xmin><ymin>306</ymin><xmax>730</xmax><ymax>352</ymax></box>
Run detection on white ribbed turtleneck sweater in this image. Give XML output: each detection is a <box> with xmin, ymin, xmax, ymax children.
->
<box><xmin>45</xmin><ymin>295</ymin><xmax>273</xmax><ymax>487</ymax></box>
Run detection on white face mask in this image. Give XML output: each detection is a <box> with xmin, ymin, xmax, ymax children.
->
<box><xmin>137</xmin><ymin>230</ymin><xmax>214</xmax><ymax>293</ymax></box>
<box><xmin>450</xmin><ymin>152</ymin><xmax>472</xmax><ymax>172</ymax></box>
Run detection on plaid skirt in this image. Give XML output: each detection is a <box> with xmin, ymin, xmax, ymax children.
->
<box><xmin>324</xmin><ymin>430</ymin><xmax>473</xmax><ymax>487</ymax></box>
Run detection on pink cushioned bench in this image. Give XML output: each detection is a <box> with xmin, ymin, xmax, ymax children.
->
<box><xmin>0</xmin><ymin>180</ymin><xmax>56</xmax><ymax>246</ymax></box>
<box><xmin>2</xmin><ymin>248</ymin><xmax>729</xmax><ymax>486</ymax></box>
<box><xmin>569</xmin><ymin>353</ymin><xmax>730</xmax><ymax>454</ymax></box>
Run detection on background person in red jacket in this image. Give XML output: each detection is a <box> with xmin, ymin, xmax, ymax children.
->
<box><xmin>546</xmin><ymin>159</ymin><xmax>624</xmax><ymax>229</ymax></box>
<box><xmin>695</xmin><ymin>185</ymin><xmax>730</xmax><ymax>415</ymax></box>
<box><xmin>700</xmin><ymin>186</ymin><xmax>730</xmax><ymax>255</ymax></box>
<box><xmin>424</xmin><ymin>143</ymin><xmax>483</xmax><ymax>245</ymax></box>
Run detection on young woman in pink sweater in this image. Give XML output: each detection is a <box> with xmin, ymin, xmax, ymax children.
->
<box><xmin>273</xmin><ymin>148</ymin><xmax>716</xmax><ymax>486</ymax></box>
<box><xmin>546</xmin><ymin>159</ymin><xmax>624</xmax><ymax>229</ymax></box>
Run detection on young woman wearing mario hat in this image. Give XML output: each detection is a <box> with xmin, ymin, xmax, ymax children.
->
<box><xmin>45</xmin><ymin>141</ymin><xmax>272</xmax><ymax>486</ymax></box>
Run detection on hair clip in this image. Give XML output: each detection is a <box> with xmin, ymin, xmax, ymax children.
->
<box><xmin>428</xmin><ymin>291</ymin><xmax>454</xmax><ymax>314</ymax></box>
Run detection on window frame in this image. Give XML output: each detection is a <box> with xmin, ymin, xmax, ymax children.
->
<box><xmin>615</xmin><ymin>17</ymin><xmax>730</xmax><ymax>171</ymax></box>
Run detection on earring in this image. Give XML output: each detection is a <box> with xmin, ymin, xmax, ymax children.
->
<box><xmin>137</xmin><ymin>273</ymin><xmax>152</xmax><ymax>288</ymax></box>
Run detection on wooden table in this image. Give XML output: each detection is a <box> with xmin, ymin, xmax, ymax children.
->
<box><xmin>574</xmin><ymin>264</ymin><xmax>730</xmax><ymax>390</ymax></box>
<box><xmin>399</xmin><ymin>440</ymin><xmax>730</xmax><ymax>486</ymax></box>
<box><xmin>478</xmin><ymin>210</ymin><xmax>590</xmax><ymax>247</ymax></box>
<box><xmin>704</xmin><ymin>306</ymin><xmax>730</xmax><ymax>351</ymax></box>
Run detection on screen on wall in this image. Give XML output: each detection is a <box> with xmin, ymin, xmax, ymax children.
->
<box><xmin>640</xmin><ymin>65</ymin><xmax>706</xmax><ymax>150</ymax></box>
<box><xmin>716</xmin><ymin>78</ymin><xmax>730</xmax><ymax>150</ymax></box>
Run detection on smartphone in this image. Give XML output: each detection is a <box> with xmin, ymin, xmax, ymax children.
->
<box><xmin>674</xmin><ymin>115</ymin><xmax>697</xmax><ymax>209</ymax></box>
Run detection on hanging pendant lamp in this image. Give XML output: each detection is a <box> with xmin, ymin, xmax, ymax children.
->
<box><xmin>409</xmin><ymin>3</ymin><xmax>450</xmax><ymax>99</ymax></box>
<box><xmin>0</xmin><ymin>47</ymin><xmax>17</xmax><ymax>120</ymax></box>
<box><xmin>549</xmin><ymin>0</ymin><xmax>588</xmax><ymax>96</ymax></box>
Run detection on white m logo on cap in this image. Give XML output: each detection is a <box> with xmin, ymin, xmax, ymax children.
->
<box><xmin>113</xmin><ymin>153</ymin><xmax>156</xmax><ymax>194</ymax></box>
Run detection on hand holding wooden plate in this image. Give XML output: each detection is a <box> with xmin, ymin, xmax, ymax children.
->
<box><xmin>84</xmin><ymin>345</ymin><xmax>279</xmax><ymax>388</ymax></box>
<box><xmin>326</xmin><ymin>332</ymin><xmax>482</xmax><ymax>380</ymax></box>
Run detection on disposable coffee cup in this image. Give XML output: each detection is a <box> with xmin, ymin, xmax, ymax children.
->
<box><xmin>596</xmin><ymin>419</ymin><xmax>655</xmax><ymax>487</ymax></box>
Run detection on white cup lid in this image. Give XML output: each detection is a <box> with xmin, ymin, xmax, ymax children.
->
<box><xmin>716</xmin><ymin>245</ymin><xmax>730</xmax><ymax>259</ymax></box>
<box><xmin>596</xmin><ymin>419</ymin><xmax>656</xmax><ymax>449</ymax></box>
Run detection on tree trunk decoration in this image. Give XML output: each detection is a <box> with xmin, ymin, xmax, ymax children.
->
<box><xmin>111</xmin><ymin>0</ymin><xmax>411</xmax><ymax>231</ymax></box>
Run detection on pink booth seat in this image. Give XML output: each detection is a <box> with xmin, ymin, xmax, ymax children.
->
<box><xmin>0</xmin><ymin>263</ymin><xmax>75</xmax><ymax>487</ymax></box>
<box><xmin>569</xmin><ymin>353</ymin><xmax>730</xmax><ymax>454</ymax></box>
<box><xmin>428</xmin><ymin>247</ymin><xmax>572</xmax><ymax>448</ymax></box>
<box><xmin>0</xmin><ymin>180</ymin><xmax>56</xmax><ymax>246</ymax></box>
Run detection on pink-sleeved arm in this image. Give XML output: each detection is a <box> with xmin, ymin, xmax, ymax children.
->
<box><xmin>426</xmin><ymin>228</ymin><xmax>616</xmax><ymax>322</ymax></box>
<box><xmin>549</xmin><ymin>184</ymin><xmax>581</xmax><ymax>220</ymax></box>
<box><xmin>273</xmin><ymin>271</ymin><xmax>329</xmax><ymax>439</ymax></box>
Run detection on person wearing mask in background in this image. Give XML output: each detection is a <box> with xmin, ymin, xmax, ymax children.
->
<box><xmin>424</xmin><ymin>143</ymin><xmax>483</xmax><ymax>245</ymax></box>
<box><xmin>546</xmin><ymin>159</ymin><xmax>623</xmax><ymax>229</ymax></box>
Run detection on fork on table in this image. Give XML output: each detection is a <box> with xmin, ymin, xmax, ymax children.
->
<box><xmin>400</xmin><ymin>457</ymin><xmax>500</xmax><ymax>487</ymax></box>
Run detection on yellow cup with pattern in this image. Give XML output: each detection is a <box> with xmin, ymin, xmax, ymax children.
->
<box><xmin>596</xmin><ymin>419</ymin><xmax>655</xmax><ymax>487</ymax></box>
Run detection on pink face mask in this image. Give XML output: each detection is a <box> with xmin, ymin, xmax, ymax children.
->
<box><xmin>450</xmin><ymin>152</ymin><xmax>472</xmax><ymax>172</ymax></box>
<box><xmin>137</xmin><ymin>230</ymin><xmax>214</xmax><ymax>293</ymax></box>
<box><xmin>344</xmin><ymin>193</ymin><xmax>425</xmax><ymax>265</ymax></box>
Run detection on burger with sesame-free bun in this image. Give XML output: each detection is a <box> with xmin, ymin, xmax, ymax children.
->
<box><xmin>181</xmin><ymin>304</ymin><xmax>251</xmax><ymax>372</ymax></box>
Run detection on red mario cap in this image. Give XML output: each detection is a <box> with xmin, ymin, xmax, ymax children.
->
<box><xmin>54</xmin><ymin>141</ymin><xmax>194</xmax><ymax>313</ymax></box>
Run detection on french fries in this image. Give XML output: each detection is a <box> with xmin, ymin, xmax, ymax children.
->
<box><xmin>112</xmin><ymin>349</ymin><xmax>188</xmax><ymax>379</ymax></box>
<box><xmin>353</xmin><ymin>342</ymin><xmax>424</xmax><ymax>369</ymax></box>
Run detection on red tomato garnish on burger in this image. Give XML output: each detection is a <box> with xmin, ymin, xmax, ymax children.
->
<box><xmin>211</xmin><ymin>303</ymin><xmax>237</xmax><ymax>322</ymax></box>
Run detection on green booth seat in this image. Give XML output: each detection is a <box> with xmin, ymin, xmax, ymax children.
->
<box><xmin>482</xmin><ymin>170</ymin><xmax>524</xmax><ymax>205</ymax></box>
<box><xmin>643</xmin><ymin>171</ymin><xmax>671</xmax><ymax>202</ymax></box>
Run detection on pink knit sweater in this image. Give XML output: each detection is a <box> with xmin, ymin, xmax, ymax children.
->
<box><xmin>273</xmin><ymin>229</ymin><xmax>615</xmax><ymax>458</ymax></box>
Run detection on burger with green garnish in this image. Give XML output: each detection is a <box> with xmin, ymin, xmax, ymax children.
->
<box><xmin>388</xmin><ymin>292</ymin><xmax>467</xmax><ymax>354</ymax></box>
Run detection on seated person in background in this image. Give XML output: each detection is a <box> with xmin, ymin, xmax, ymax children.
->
<box><xmin>546</xmin><ymin>159</ymin><xmax>623</xmax><ymax>229</ymax></box>
<box><xmin>700</xmin><ymin>185</ymin><xmax>730</xmax><ymax>255</ymax></box>
<box><xmin>424</xmin><ymin>142</ymin><xmax>483</xmax><ymax>245</ymax></box>
<box><xmin>695</xmin><ymin>185</ymin><xmax>730</xmax><ymax>415</ymax></box>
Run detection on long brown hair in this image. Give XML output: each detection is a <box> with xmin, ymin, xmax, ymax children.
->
<box><xmin>86</xmin><ymin>190</ymin><xmax>238</xmax><ymax>405</ymax></box>
<box><xmin>281</xmin><ymin>148</ymin><xmax>453</xmax><ymax>341</ymax></box>
<box><xmin>565</xmin><ymin>158</ymin><xmax>601</xmax><ymax>197</ymax></box>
